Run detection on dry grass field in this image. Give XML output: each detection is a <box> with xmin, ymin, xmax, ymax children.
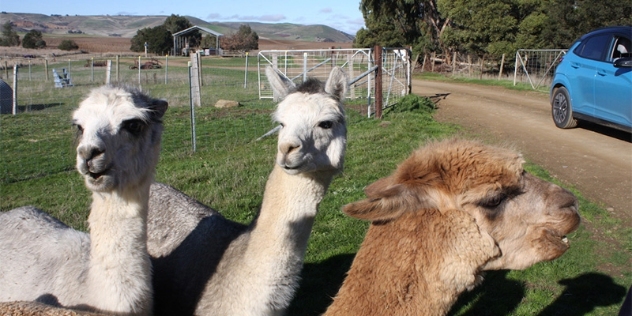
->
<box><xmin>0</xmin><ymin>34</ymin><xmax>353</xmax><ymax>62</ymax></box>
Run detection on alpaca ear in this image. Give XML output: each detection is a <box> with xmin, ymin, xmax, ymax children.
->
<box><xmin>343</xmin><ymin>182</ymin><xmax>425</xmax><ymax>222</ymax></box>
<box><xmin>344</xmin><ymin>174</ymin><xmax>439</xmax><ymax>222</ymax></box>
<box><xmin>265</xmin><ymin>66</ymin><xmax>295</xmax><ymax>102</ymax></box>
<box><xmin>325</xmin><ymin>66</ymin><xmax>348</xmax><ymax>101</ymax></box>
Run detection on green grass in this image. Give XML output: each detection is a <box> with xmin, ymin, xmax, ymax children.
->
<box><xmin>1</xmin><ymin>67</ymin><xmax>629</xmax><ymax>315</ymax></box>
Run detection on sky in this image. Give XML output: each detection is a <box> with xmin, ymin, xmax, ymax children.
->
<box><xmin>3</xmin><ymin>0</ymin><xmax>366</xmax><ymax>35</ymax></box>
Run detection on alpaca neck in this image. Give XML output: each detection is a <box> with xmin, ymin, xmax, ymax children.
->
<box><xmin>327</xmin><ymin>210</ymin><xmax>485</xmax><ymax>316</ymax></box>
<box><xmin>235</xmin><ymin>164</ymin><xmax>333</xmax><ymax>311</ymax></box>
<box><xmin>86</xmin><ymin>182</ymin><xmax>152</xmax><ymax>315</ymax></box>
<box><xmin>249</xmin><ymin>164</ymin><xmax>333</xmax><ymax>258</ymax></box>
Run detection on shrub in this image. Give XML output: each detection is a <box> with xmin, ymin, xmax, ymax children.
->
<box><xmin>385</xmin><ymin>94</ymin><xmax>436</xmax><ymax>115</ymax></box>
<box><xmin>58</xmin><ymin>39</ymin><xmax>79</xmax><ymax>51</ymax></box>
<box><xmin>22</xmin><ymin>30</ymin><xmax>46</xmax><ymax>49</ymax></box>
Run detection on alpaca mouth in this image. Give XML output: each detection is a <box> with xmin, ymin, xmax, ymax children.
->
<box><xmin>561</xmin><ymin>236</ymin><xmax>569</xmax><ymax>246</ymax></box>
<box><xmin>89</xmin><ymin>171</ymin><xmax>107</xmax><ymax>179</ymax></box>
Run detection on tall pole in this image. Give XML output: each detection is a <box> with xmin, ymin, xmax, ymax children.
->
<box><xmin>12</xmin><ymin>65</ymin><xmax>18</xmax><ymax>115</ymax></box>
<box><xmin>374</xmin><ymin>45</ymin><xmax>383</xmax><ymax>119</ymax></box>
<box><xmin>188</xmin><ymin>61</ymin><xmax>197</xmax><ymax>152</ymax></box>
<box><xmin>138</xmin><ymin>56</ymin><xmax>141</xmax><ymax>87</ymax></box>
<box><xmin>244</xmin><ymin>52</ymin><xmax>248</xmax><ymax>88</ymax></box>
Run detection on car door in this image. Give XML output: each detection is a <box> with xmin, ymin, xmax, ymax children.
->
<box><xmin>570</xmin><ymin>33</ymin><xmax>613</xmax><ymax>117</ymax></box>
<box><xmin>593</xmin><ymin>35</ymin><xmax>632</xmax><ymax>128</ymax></box>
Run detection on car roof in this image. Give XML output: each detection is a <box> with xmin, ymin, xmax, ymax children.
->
<box><xmin>579</xmin><ymin>26</ymin><xmax>632</xmax><ymax>40</ymax></box>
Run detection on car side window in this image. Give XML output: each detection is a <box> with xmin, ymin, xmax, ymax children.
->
<box><xmin>574</xmin><ymin>34</ymin><xmax>612</xmax><ymax>61</ymax></box>
<box><xmin>611</xmin><ymin>36</ymin><xmax>631</xmax><ymax>61</ymax></box>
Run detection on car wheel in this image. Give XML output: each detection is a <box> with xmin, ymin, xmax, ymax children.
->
<box><xmin>551</xmin><ymin>86</ymin><xmax>578</xmax><ymax>129</ymax></box>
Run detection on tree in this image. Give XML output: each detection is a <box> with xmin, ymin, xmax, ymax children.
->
<box><xmin>438</xmin><ymin>0</ymin><xmax>521</xmax><ymax>58</ymax></box>
<box><xmin>130</xmin><ymin>25</ymin><xmax>172</xmax><ymax>55</ymax></box>
<box><xmin>221</xmin><ymin>24</ymin><xmax>258</xmax><ymax>52</ymax></box>
<box><xmin>22</xmin><ymin>30</ymin><xmax>46</xmax><ymax>49</ymax></box>
<box><xmin>163</xmin><ymin>14</ymin><xmax>200</xmax><ymax>48</ymax></box>
<box><xmin>58</xmin><ymin>39</ymin><xmax>78</xmax><ymax>50</ymax></box>
<box><xmin>542</xmin><ymin>0</ymin><xmax>632</xmax><ymax>48</ymax></box>
<box><xmin>0</xmin><ymin>21</ymin><xmax>20</xmax><ymax>46</ymax></box>
<box><xmin>130</xmin><ymin>14</ymin><xmax>200</xmax><ymax>55</ymax></box>
<box><xmin>163</xmin><ymin>14</ymin><xmax>193</xmax><ymax>34</ymax></box>
<box><xmin>358</xmin><ymin>0</ymin><xmax>449</xmax><ymax>60</ymax></box>
<box><xmin>200</xmin><ymin>34</ymin><xmax>217</xmax><ymax>49</ymax></box>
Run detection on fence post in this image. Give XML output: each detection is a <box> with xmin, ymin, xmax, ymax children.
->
<box><xmin>468</xmin><ymin>55</ymin><xmax>472</xmax><ymax>77</ymax></box>
<box><xmin>431</xmin><ymin>52</ymin><xmax>436</xmax><ymax>72</ymax></box>
<box><xmin>244</xmin><ymin>52</ymin><xmax>249</xmax><ymax>88</ymax></box>
<box><xmin>28</xmin><ymin>59</ymin><xmax>31</xmax><ymax>81</ymax></box>
<box><xmin>190</xmin><ymin>53</ymin><xmax>201</xmax><ymax>107</ymax></box>
<box><xmin>513</xmin><ymin>51</ymin><xmax>520</xmax><ymax>86</ymax></box>
<box><xmin>138</xmin><ymin>56</ymin><xmax>141</xmax><ymax>87</ymax></box>
<box><xmin>374</xmin><ymin>45</ymin><xmax>383</xmax><ymax>119</ymax></box>
<box><xmin>479</xmin><ymin>57</ymin><xmax>484</xmax><ymax>79</ymax></box>
<box><xmin>45</xmin><ymin>59</ymin><xmax>49</xmax><ymax>81</ymax></box>
<box><xmin>347</xmin><ymin>55</ymin><xmax>355</xmax><ymax>98</ymax></box>
<box><xmin>188</xmin><ymin>61</ymin><xmax>197</xmax><ymax>153</ymax></box>
<box><xmin>303</xmin><ymin>52</ymin><xmax>308</xmax><ymax>82</ymax></box>
<box><xmin>165</xmin><ymin>54</ymin><xmax>168</xmax><ymax>84</ymax></box>
<box><xmin>452</xmin><ymin>52</ymin><xmax>457</xmax><ymax>76</ymax></box>
<box><xmin>106</xmin><ymin>60</ymin><xmax>112</xmax><ymax>84</ymax></box>
<box><xmin>116</xmin><ymin>55</ymin><xmax>120</xmax><ymax>83</ymax></box>
<box><xmin>421</xmin><ymin>54</ymin><xmax>427</xmax><ymax>73</ymax></box>
<box><xmin>498</xmin><ymin>53</ymin><xmax>505</xmax><ymax>79</ymax></box>
<box><xmin>91</xmin><ymin>57</ymin><xmax>94</xmax><ymax>82</ymax></box>
<box><xmin>12</xmin><ymin>65</ymin><xmax>18</xmax><ymax>115</ymax></box>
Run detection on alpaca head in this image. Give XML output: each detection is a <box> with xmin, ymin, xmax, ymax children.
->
<box><xmin>73</xmin><ymin>85</ymin><xmax>168</xmax><ymax>193</ymax></box>
<box><xmin>266</xmin><ymin>66</ymin><xmax>348</xmax><ymax>176</ymax></box>
<box><xmin>343</xmin><ymin>138</ymin><xmax>581</xmax><ymax>270</ymax></box>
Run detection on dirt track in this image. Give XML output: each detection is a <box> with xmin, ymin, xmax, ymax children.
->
<box><xmin>412</xmin><ymin>79</ymin><xmax>632</xmax><ymax>227</ymax></box>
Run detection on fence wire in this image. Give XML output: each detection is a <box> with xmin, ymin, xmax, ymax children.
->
<box><xmin>1</xmin><ymin>48</ymin><xmax>411</xmax><ymax>196</ymax></box>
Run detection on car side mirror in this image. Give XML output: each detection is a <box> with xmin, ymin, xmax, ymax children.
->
<box><xmin>614</xmin><ymin>57</ymin><xmax>632</xmax><ymax>68</ymax></box>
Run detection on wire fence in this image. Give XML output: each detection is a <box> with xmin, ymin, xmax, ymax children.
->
<box><xmin>417</xmin><ymin>49</ymin><xmax>566</xmax><ymax>90</ymax></box>
<box><xmin>1</xmin><ymin>48</ymin><xmax>411</xmax><ymax>191</ymax></box>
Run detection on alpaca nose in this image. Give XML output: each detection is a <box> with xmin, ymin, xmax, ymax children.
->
<box><xmin>279</xmin><ymin>142</ymin><xmax>300</xmax><ymax>155</ymax></box>
<box><xmin>78</xmin><ymin>144</ymin><xmax>105</xmax><ymax>163</ymax></box>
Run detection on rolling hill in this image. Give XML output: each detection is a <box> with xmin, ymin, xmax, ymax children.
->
<box><xmin>0</xmin><ymin>12</ymin><xmax>355</xmax><ymax>42</ymax></box>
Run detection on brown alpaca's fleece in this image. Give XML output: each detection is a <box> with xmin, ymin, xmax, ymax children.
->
<box><xmin>0</xmin><ymin>301</ymin><xmax>108</xmax><ymax>316</ymax></box>
<box><xmin>325</xmin><ymin>208</ymin><xmax>499</xmax><ymax>316</ymax></box>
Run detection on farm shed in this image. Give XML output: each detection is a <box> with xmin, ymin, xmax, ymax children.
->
<box><xmin>173</xmin><ymin>25</ymin><xmax>223</xmax><ymax>56</ymax></box>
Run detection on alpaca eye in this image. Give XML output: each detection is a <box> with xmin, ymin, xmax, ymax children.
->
<box><xmin>124</xmin><ymin>119</ymin><xmax>145</xmax><ymax>135</ymax></box>
<box><xmin>480</xmin><ymin>194</ymin><xmax>506</xmax><ymax>208</ymax></box>
<box><xmin>318</xmin><ymin>121</ymin><xmax>334</xmax><ymax>129</ymax></box>
<box><xmin>73</xmin><ymin>124</ymin><xmax>84</xmax><ymax>134</ymax></box>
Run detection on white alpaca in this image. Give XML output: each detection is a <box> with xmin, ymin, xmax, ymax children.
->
<box><xmin>146</xmin><ymin>66</ymin><xmax>348</xmax><ymax>315</ymax></box>
<box><xmin>0</xmin><ymin>85</ymin><xmax>168</xmax><ymax>315</ymax></box>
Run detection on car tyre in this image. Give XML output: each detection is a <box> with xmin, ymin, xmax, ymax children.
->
<box><xmin>551</xmin><ymin>86</ymin><xmax>578</xmax><ymax>129</ymax></box>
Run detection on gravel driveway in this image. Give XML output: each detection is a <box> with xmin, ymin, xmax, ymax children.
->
<box><xmin>412</xmin><ymin>79</ymin><xmax>631</xmax><ymax>227</ymax></box>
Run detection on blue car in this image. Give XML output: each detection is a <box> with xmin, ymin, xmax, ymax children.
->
<box><xmin>550</xmin><ymin>26</ymin><xmax>632</xmax><ymax>132</ymax></box>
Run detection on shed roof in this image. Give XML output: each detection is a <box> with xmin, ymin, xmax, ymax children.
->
<box><xmin>172</xmin><ymin>25</ymin><xmax>223</xmax><ymax>37</ymax></box>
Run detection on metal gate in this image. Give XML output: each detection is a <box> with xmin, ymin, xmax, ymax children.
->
<box><xmin>513</xmin><ymin>49</ymin><xmax>567</xmax><ymax>89</ymax></box>
<box><xmin>257</xmin><ymin>48</ymin><xmax>411</xmax><ymax>117</ymax></box>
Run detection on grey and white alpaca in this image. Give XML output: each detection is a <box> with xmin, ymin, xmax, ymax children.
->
<box><xmin>146</xmin><ymin>66</ymin><xmax>348</xmax><ymax>315</ymax></box>
<box><xmin>0</xmin><ymin>85</ymin><xmax>168</xmax><ymax>315</ymax></box>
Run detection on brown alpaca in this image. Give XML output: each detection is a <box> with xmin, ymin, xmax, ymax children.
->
<box><xmin>0</xmin><ymin>301</ymin><xmax>107</xmax><ymax>315</ymax></box>
<box><xmin>325</xmin><ymin>138</ymin><xmax>581</xmax><ymax>316</ymax></box>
